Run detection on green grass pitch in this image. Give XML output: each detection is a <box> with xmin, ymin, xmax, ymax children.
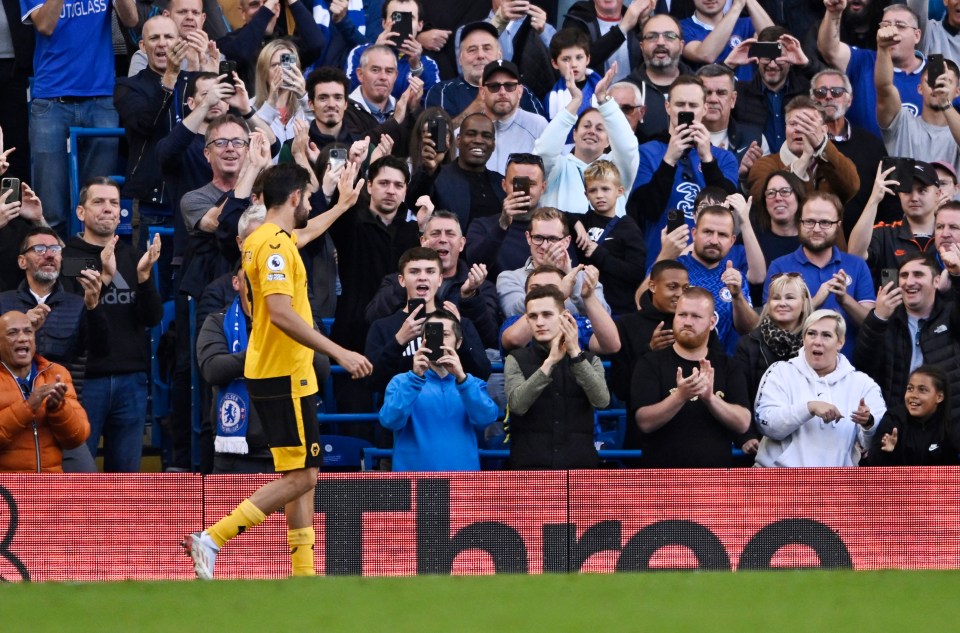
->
<box><xmin>3</xmin><ymin>570</ymin><xmax>960</xmax><ymax>632</ymax></box>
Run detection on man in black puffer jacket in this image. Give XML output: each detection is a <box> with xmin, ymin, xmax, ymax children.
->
<box><xmin>853</xmin><ymin>254</ymin><xmax>960</xmax><ymax>447</ymax></box>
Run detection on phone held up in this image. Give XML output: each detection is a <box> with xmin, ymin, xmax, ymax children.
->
<box><xmin>423</xmin><ymin>321</ymin><xmax>444</xmax><ymax>362</ymax></box>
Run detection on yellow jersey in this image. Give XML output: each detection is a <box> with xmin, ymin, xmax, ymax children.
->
<box><xmin>241</xmin><ymin>221</ymin><xmax>318</xmax><ymax>398</ymax></box>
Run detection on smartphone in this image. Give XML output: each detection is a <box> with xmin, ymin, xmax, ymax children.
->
<box><xmin>328</xmin><ymin>147</ymin><xmax>348</xmax><ymax>171</ymax></box>
<box><xmin>880</xmin><ymin>268</ymin><xmax>898</xmax><ymax>288</ymax></box>
<box><xmin>219</xmin><ymin>60</ymin><xmax>237</xmax><ymax>80</ymax></box>
<box><xmin>427</xmin><ymin>117</ymin><xmax>448</xmax><ymax>154</ymax></box>
<box><xmin>61</xmin><ymin>257</ymin><xmax>101</xmax><ymax>278</ymax></box>
<box><xmin>881</xmin><ymin>156</ymin><xmax>915</xmax><ymax>194</ymax></box>
<box><xmin>927</xmin><ymin>54</ymin><xmax>945</xmax><ymax>89</ymax></box>
<box><xmin>280</xmin><ymin>53</ymin><xmax>296</xmax><ymax>89</ymax></box>
<box><xmin>1</xmin><ymin>177</ymin><xmax>19</xmax><ymax>204</ymax></box>
<box><xmin>677</xmin><ymin>111</ymin><xmax>694</xmax><ymax>127</ymax></box>
<box><xmin>407</xmin><ymin>298</ymin><xmax>426</xmax><ymax>316</ymax></box>
<box><xmin>423</xmin><ymin>321</ymin><xmax>444</xmax><ymax>362</ymax></box>
<box><xmin>666</xmin><ymin>209</ymin><xmax>685</xmax><ymax>234</ymax></box>
<box><xmin>512</xmin><ymin>176</ymin><xmax>531</xmax><ymax>196</ymax></box>
<box><xmin>391</xmin><ymin>11</ymin><xmax>414</xmax><ymax>45</ymax></box>
<box><xmin>749</xmin><ymin>41</ymin><xmax>782</xmax><ymax>60</ymax></box>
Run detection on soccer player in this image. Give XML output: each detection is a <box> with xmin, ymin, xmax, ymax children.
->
<box><xmin>182</xmin><ymin>163</ymin><xmax>372</xmax><ymax>579</ymax></box>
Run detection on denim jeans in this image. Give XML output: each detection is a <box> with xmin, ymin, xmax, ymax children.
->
<box><xmin>29</xmin><ymin>96</ymin><xmax>119</xmax><ymax>236</ymax></box>
<box><xmin>82</xmin><ymin>372</ymin><xmax>149</xmax><ymax>473</ymax></box>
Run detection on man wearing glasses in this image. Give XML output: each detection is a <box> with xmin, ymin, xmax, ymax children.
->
<box><xmin>765</xmin><ymin>192</ymin><xmax>875</xmax><ymax>356</ymax></box>
<box><xmin>809</xmin><ymin>68</ymin><xmax>900</xmax><ymax>229</ymax></box>
<box><xmin>0</xmin><ymin>227</ymin><xmax>109</xmax><ymax>473</ymax></box>
<box><xmin>496</xmin><ymin>206</ymin><xmax>610</xmax><ymax>318</ymax></box>
<box><xmin>818</xmin><ymin>0</ymin><xmax>925</xmax><ymax>137</ymax></box>
<box><xmin>623</xmin><ymin>13</ymin><xmax>694</xmax><ymax>139</ymax></box>
<box><xmin>478</xmin><ymin>60</ymin><xmax>548</xmax><ymax>175</ymax></box>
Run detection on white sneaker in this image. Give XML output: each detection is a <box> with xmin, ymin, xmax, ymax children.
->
<box><xmin>181</xmin><ymin>530</ymin><xmax>220</xmax><ymax>580</ymax></box>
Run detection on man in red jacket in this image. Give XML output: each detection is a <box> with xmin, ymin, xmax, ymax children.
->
<box><xmin>0</xmin><ymin>311</ymin><xmax>89</xmax><ymax>472</ymax></box>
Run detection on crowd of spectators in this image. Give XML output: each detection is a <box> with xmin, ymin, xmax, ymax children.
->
<box><xmin>3</xmin><ymin>0</ymin><xmax>960</xmax><ymax>474</ymax></box>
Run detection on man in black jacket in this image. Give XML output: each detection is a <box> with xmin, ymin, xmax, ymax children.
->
<box><xmin>364</xmin><ymin>246</ymin><xmax>491</xmax><ymax>394</ymax></box>
<box><xmin>407</xmin><ymin>112</ymin><xmax>504</xmax><ymax>231</ymax></box>
<box><xmin>365</xmin><ymin>210</ymin><xmax>501</xmax><ymax>348</ymax></box>
<box><xmin>61</xmin><ymin>178</ymin><xmax>163</xmax><ymax>473</ymax></box>
<box><xmin>726</xmin><ymin>27</ymin><xmax>818</xmax><ymax>152</ymax></box>
<box><xmin>115</xmin><ymin>15</ymin><xmax>187</xmax><ymax>268</ymax></box>
<box><xmin>609</xmin><ymin>259</ymin><xmax>689</xmax><ymax>404</ymax></box>
<box><xmin>854</xmin><ymin>253</ymin><xmax>960</xmax><ymax>428</ymax></box>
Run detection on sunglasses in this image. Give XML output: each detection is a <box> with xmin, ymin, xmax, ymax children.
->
<box><xmin>507</xmin><ymin>152</ymin><xmax>544</xmax><ymax>168</ymax></box>
<box><xmin>811</xmin><ymin>87</ymin><xmax>848</xmax><ymax>99</ymax></box>
<box><xmin>484</xmin><ymin>81</ymin><xmax>519</xmax><ymax>93</ymax></box>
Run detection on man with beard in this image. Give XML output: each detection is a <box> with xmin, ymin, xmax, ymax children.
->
<box><xmin>60</xmin><ymin>178</ymin><xmax>163</xmax><ymax>473</ymax></box>
<box><xmin>818</xmin><ymin>0</ymin><xmax>926</xmax><ymax>137</ymax></box>
<box><xmin>676</xmin><ymin>205</ymin><xmax>758</xmax><ymax>355</ymax></box>
<box><xmin>183</xmin><ymin>163</ymin><xmax>371</xmax><ymax>581</ymax></box>
<box><xmin>426</xmin><ymin>21</ymin><xmax>547</xmax><ymax>126</ymax></box>
<box><xmin>0</xmin><ymin>228</ymin><xmax>107</xmax><ymax>367</ymax></box>
<box><xmin>623</xmin><ymin>13</ymin><xmax>695</xmax><ymax>138</ymax></box>
<box><xmin>725</xmin><ymin>27</ymin><xmax>816</xmax><ymax>152</ymax></box>
<box><xmin>809</xmin><ymin>68</ymin><xmax>899</xmax><ymax>230</ymax></box>
<box><xmin>305</xmin><ymin>66</ymin><xmax>413</xmax><ymax>152</ymax></box>
<box><xmin>848</xmin><ymin>160</ymin><xmax>939</xmax><ymax>284</ymax></box>
<box><xmin>631</xmin><ymin>286</ymin><xmax>751</xmax><ymax>468</ymax></box>
<box><xmin>765</xmin><ymin>192</ymin><xmax>875</xmax><ymax>357</ymax></box>
<box><xmin>407</xmin><ymin>113</ymin><xmax>505</xmax><ymax>230</ymax></box>
<box><xmin>478</xmin><ymin>60</ymin><xmax>548</xmax><ymax>175</ymax></box>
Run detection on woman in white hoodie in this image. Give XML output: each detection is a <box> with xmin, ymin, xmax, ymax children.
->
<box><xmin>533</xmin><ymin>63</ymin><xmax>638</xmax><ymax>217</ymax></box>
<box><xmin>754</xmin><ymin>309</ymin><xmax>886</xmax><ymax>467</ymax></box>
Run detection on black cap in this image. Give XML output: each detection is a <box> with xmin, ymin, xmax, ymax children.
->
<box><xmin>461</xmin><ymin>21</ymin><xmax>500</xmax><ymax>43</ymax></box>
<box><xmin>482</xmin><ymin>59</ymin><xmax>521</xmax><ymax>84</ymax></box>
<box><xmin>913</xmin><ymin>161</ymin><xmax>939</xmax><ymax>187</ymax></box>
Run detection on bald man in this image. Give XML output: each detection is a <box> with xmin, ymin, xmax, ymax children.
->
<box><xmin>0</xmin><ymin>311</ymin><xmax>89</xmax><ymax>472</ymax></box>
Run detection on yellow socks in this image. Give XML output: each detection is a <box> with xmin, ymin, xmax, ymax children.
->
<box><xmin>208</xmin><ymin>499</ymin><xmax>267</xmax><ymax>548</ymax></box>
<box><xmin>288</xmin><ymin>527</ymin><xmax>315</xmax><ymax>577</ymax></box>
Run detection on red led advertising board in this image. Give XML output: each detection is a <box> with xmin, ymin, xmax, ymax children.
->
<box><xmin>1</xmin><ymin>468</ymin><xmax>958</xmax><ymax>581</ymax></box>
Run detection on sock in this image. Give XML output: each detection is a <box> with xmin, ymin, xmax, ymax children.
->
<box><xmin>208</xmin><ymin>499</ymin><xmax>267</xmax><ymax>548</ymax></box>
<box><xmin>288</xmin><ymin>527</ymin><xmax>315</xmax><ymax>577</ymax></box>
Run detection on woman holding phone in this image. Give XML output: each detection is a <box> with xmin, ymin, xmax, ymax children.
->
<box><xmin>253</xmin><ymin>40</ymin><xmax>312</xmax><ymax>160</ymax></box>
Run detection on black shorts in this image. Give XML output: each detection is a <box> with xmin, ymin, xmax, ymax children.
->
<box><xmin>248</xmin><ymin>376</ymin><xmax>322</xmax><ymax>471</ymax></box>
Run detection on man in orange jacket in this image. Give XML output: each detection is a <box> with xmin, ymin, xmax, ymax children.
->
<box><xmin>0</xmin><ymin>311</ymin><xmax>89</xmax><ymax>472</ymax></box>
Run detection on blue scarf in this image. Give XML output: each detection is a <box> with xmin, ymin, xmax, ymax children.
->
<box><xmin>215</xmin><ymin>297</ymin><xmax>252</xmax><ymax>454</ymax></box>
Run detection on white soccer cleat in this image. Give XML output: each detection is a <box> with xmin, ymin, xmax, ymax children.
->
<box><xmin>181</xmin><ymin>530</ymin><xmax>220</xmax><ymax>580</ymax></box>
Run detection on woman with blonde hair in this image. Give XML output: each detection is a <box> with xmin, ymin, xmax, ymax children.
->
<box><xmin>733</xmin><ymin>273</ymin><xmax>814</xmax><ymax>457</ymax></box>
<box><xmin>252</xmin><ymin>39</ymin><xmax>312</xmax><ymax>155</ymax></box>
